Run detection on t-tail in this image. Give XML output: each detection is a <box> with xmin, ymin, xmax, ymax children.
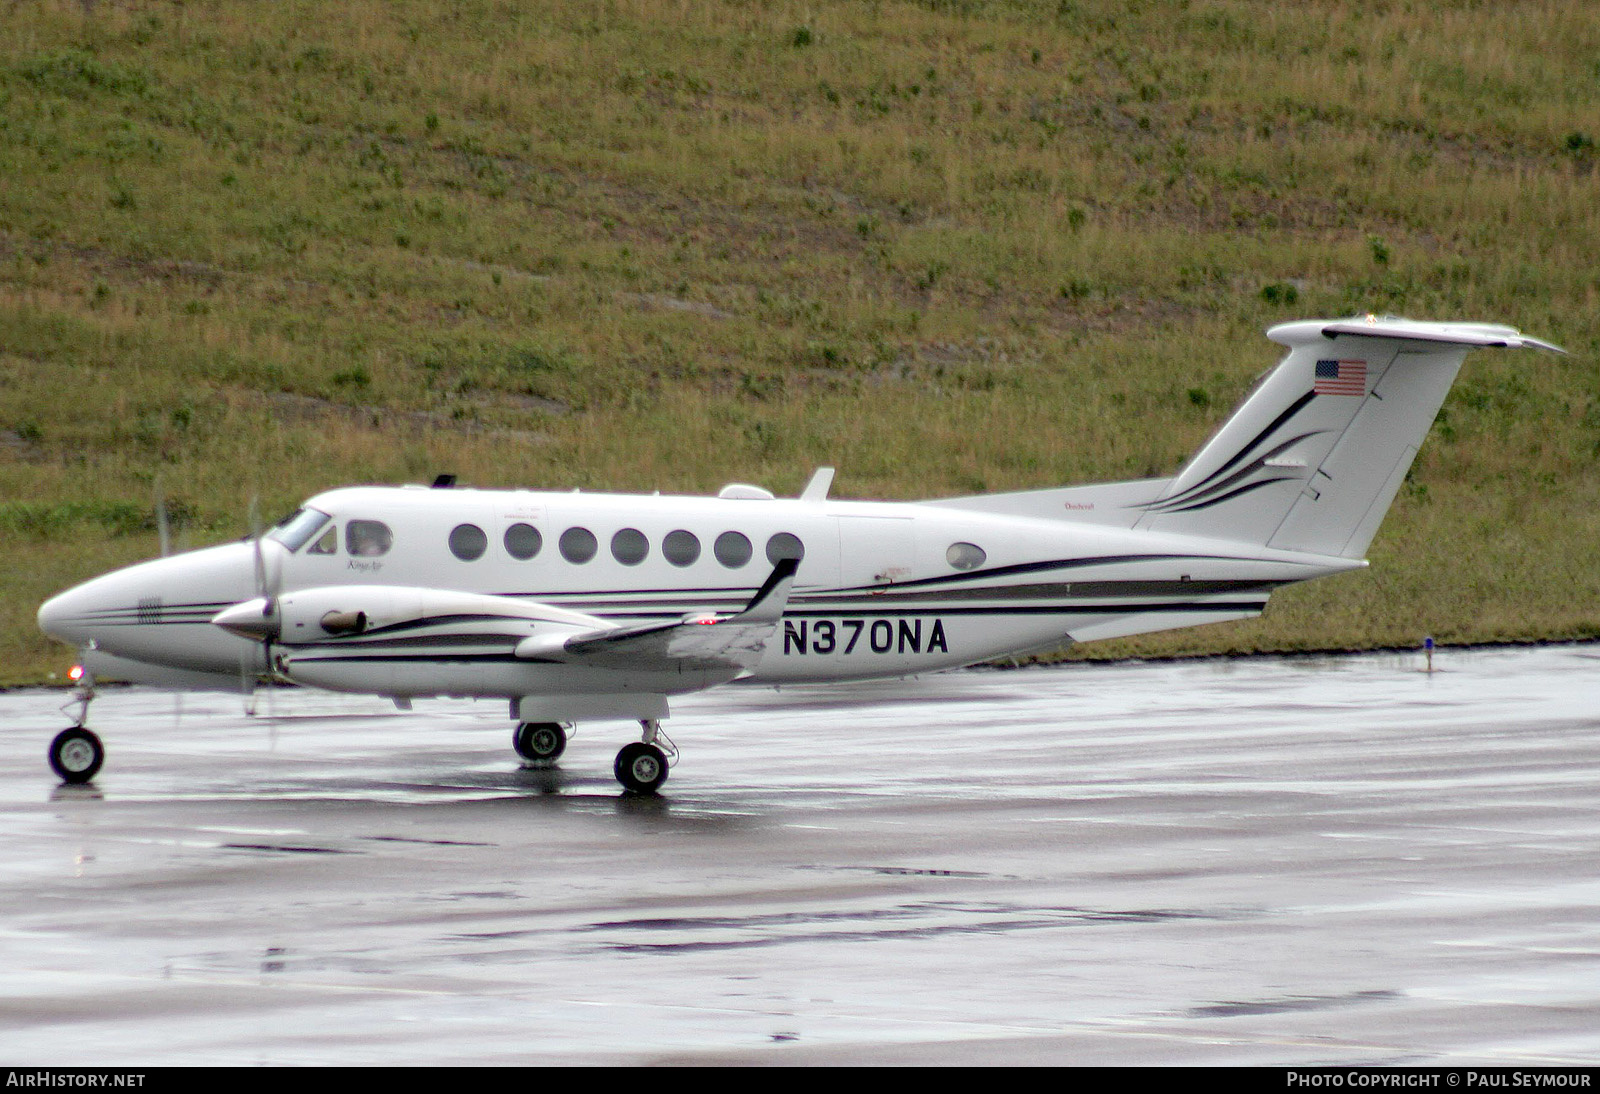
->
<box><xmin>944</xmin><ymin>316</ymin><xmax>1562</xmax><ymax>558</ymax></box>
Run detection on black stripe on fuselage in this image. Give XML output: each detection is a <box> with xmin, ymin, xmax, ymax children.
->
<box><xmin>74</xmin><ymin>607</ymin><xmax>236</xmax><ymax>623</ymax></box>
<box><xmin>79</xmin><ymin>600</ymin><xmax>236</xmax><ymax>613</ymax></box>
<box><xmin>491</xmin><ymin>553</ymin><xmax>1274</xmax><ymax>603</ymax></box>
<box><xmin>352</xmin><ymin>613</ymin><xmax>538</xmax><ymax>639</ymax></box>
<box><xmin>52</xmin><ymin>617</ymin><xmax>221</xmax><ymax>628</ymax></box>
<box><xmin>285</xmin><ymin>653</ymin><xmax>541</xmax><ymax>665</ymax></box>
<box><xmin>596</xmin><ymin>601</ymin><xmax>1269</xmax><ymax>621</ymax></box>
<box><xmin>285</xmin><ymin>632</ymin><xmax>527</xmax><ymax>651</ymax></box>
<box><xmin>828</xmin><ymin>553</ymin><xmax>1268</xmax><ymax>596</ymax></box>
<box><xmin>70</xmin><ymin>582</ymin><xmax>1276</xmax><ymax>632</ymax></box>
<box><xmin>821</xmin><ymin>579</ymin><xmax>1279</xmax><ymax>604</ymax></box>
<box><xmin>279</xmin><ymin>603</ymin><xmax>1269</xmax><ymax>665</ymax></box>
<box><xmin>74</xmin><ymin>565</ymin><xmax>1278</xmax><ymax>620</ymax></box>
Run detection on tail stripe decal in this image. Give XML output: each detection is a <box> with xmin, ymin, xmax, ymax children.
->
<box><xmin>1141</xmin><ymin>430</ymin><xmax>1325</xmax><ymax>513</ymax></box>
<box><xmin>1147</xmin><ymin>475</ymin><xmax>1300</xmax><ymax>514</ymax></box>
<box><xmin>1186</xmin><ymin>390</ymin><xmax>1318</xmax><ymax>495</ymax></box>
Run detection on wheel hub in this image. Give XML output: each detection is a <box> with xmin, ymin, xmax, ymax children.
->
<box><xmin>59</xmin><ymin>739</ymin><xmax>96</xmax><ymax>772</ymax></box>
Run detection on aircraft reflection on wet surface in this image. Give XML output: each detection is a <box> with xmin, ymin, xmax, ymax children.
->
<box><xmin>4</xmin><ymin>644</ymin><xmax>1600</xmax><ymax>1065</ymax></box>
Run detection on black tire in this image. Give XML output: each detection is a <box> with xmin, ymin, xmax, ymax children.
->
<box><xmin>513</xmin><ymin>722</ymin><xmax>567</xmax><ymax>764</ymax></box>
<box><xmin>614</xmin><ymin>742</ymin><xmax>669</xmax><ymax>794</ymax></box>
<box><xmin>49</xmin><ymin>727</ymin><xmax>104</xmax><ymax>784</ymax></box>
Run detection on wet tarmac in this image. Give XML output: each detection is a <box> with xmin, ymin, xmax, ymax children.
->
<box><xmin>2</xmin><ymin>645</ymin><xmax>1598</xmax><ymax>1065</ymax></box>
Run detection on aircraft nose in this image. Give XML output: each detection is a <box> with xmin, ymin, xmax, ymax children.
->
<box><xmin>36</xmin><ymin>541</ymin><xmax>266</xmax><ymax>663</ymax></box>
<box><xmin>37</xmin><ymin>587</ymin><xmax>90</xmax><ymax>645</ymax></box>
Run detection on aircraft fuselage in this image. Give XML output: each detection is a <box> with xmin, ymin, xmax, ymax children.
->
<box><xmin>39</xmin><ymin>483</ymin><xmax>1357</xmax><ymax>696</ymax></box>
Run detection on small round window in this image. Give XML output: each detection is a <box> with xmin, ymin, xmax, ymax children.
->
<box><xmin>714</xmin><ymin>531</ymin><xmax>752</xmax><ymax>568</ymax></box>
<box><xmin>611</xmin><ymin>528</ymin><xmax>649</xmax><ymax>565</ymax></box>
<box><xmin>663</xmin><ymin>529</ymin><xmax>700</xmax><ymax>567</ymax></box>
<box><xmin>947</xmin><ymin>542</ymin><xmax>986</xmax><ymax>571</ymax></box>
<box><xmin>766</xmin><ymin>532</ymin><xmax>805</xmax><ymax>564</ymax></box>
<box><xmin>504</xmin><ymin>523</ymin><xmax>542</xmax><ymax>561</ymax></box>
<box><xmin>448</xmin><ymin>523</ymin><xmax>487</xmax><ymax>561</ymax></box>
<box><xmin>560</xmin><ymin>526</ymin><xmax>598</xmax><ymax>563</ymax></box>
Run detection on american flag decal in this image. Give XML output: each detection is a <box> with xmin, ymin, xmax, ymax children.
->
<box><xmin>1314</xmin><ymin>359</ymin><xmax>1367</xmax><ymax>396</ymax></box>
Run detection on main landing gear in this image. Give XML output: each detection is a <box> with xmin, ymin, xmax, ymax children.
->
<box><xmin>49</xmin><ymin>667</ymin><xmax>103</xmax><ymax>785</ymax></box>
<box><xmin>614</xmin><ymin>720</ymin><xmax>674</xmax><ymax>795</ymax></box>
<box><xmin>512</xmin><ymin>722</ymin><xmax>568</xmax><ymax>765</ymax></box>
<box><xmin>510</xmin><ymin>717</ymin><xmax>676</xmax><ymax>794</ymax></box>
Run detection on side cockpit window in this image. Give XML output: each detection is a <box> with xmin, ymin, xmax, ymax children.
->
<box><xmin>346</xmin><ymin>519</ymin><xmax>393</xmax><ymax>557</ymax></box>
<box><xmin>308</xmin><ymin>525</ymin><xmax>338</xmax><ymax>555</ymax></box>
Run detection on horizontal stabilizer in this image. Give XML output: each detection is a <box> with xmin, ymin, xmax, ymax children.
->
<box><xmin>1310</xmin><ymin>317</ymin><xmax>1565</xmax><ymax>354</ymax></box>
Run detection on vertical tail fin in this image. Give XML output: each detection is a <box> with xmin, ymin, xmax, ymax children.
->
<box><xmin>1134</xmin><ymin>317</ymin><xmax>1562</xmax><ymax>558</ymax></box>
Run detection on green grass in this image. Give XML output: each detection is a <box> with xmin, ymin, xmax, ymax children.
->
<box><xmin>4</xmin><ymin>0</ymin><xmax>1600</xmax><ymax>684</ymax></box>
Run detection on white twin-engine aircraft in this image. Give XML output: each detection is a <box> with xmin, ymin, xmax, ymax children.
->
<box><xmin>37</xmin><ymin>316</ymin><xmax>1561</xmax><ymax>792</ymax></box>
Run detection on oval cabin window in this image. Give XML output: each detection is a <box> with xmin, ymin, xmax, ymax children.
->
<box><xmin>714</xmin><ymin>531</ymin><xmax>752</xmax><ymax>569</ymax></box>
<box><xmin>560</xmin><ymin>527</ymin><xmax>598</xmax><ymax>564</ymax></box>
<box><xmin>448</xmin><ymin>523</ymin><xmax>487</xmax><ymax>561</ymax></box>
<box><xmin>611</xmin><ymin>528</ymin><xmax>649</xmax><ymax>566</ymax></box>
<box><xmin>663</xmin><ymin>529</ymin><xmax>701</xmax><ymax>567</ymax></box>
<box><xmin>766</xmin><ymin>532</ymin><xmax>805</xmax><ymax>564</ymax></box>
<box><xmin>504</xmin><ymin>523</ymin><xmax>542</xmax><ymax>561</ymax></box>
<box><xmin>946</xmin><ymin>542</ymin><xmax>986</xmax><ymax>570</ymax></box>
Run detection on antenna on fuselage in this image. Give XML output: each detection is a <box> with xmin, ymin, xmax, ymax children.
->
<box><xmin>799</xmin><ymin>467</ymin><xmax>835</xmax><ymax>501</ymax></box>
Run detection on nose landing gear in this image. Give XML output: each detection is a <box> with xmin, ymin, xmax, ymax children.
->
<box><xmin>49</xmin><ymin>665</ymin><xmax>104</xmax><ymax>785</ymax></box>
<box><xmin>49</xmin><ymin>726</ymin><xmax>105</xmax><ymax>784</ymax></box>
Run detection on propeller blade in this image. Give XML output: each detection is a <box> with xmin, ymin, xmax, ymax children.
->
<box><xmin>241</xmin><ymin>493</ymin><xmax>270</xmax><ymax>714</ymax></box>
<box><xmin>237</xmin><ymin>638</ymin><xmax>258</xmax><ymax>715</ymax></box>
<box><xmin>248</xmin><ymin>494</ymin><xmax>266</xmax><ymax>599</ymax></box>
<box><xmin>154</xmin><ymin>479</ymin><xmax>171</xmax><ymax>558</ymax></box>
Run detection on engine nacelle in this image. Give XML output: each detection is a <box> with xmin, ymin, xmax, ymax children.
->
<box><xmin>270</xmin><ymin>585</ymin><xmax>604</xmax><ymax>644</ymax></box>
<box><xmin>212</xmin><ymin>585</ymin><xmax>606</xmax><ymax>648</ymax></box>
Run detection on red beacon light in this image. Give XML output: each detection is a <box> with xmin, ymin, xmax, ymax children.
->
<box><xmin>68</xmin><ymin>664</ymin><xmax>84</xmax><ymax>683</ymax></box>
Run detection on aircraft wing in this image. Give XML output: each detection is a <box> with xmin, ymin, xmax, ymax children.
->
<box><xmin>513</xmin><ymin>558</ymin><xmax>799</xmax><ymax>674</ymax></box>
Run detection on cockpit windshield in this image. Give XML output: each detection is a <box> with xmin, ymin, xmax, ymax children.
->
<box><xmin>267</xmin><ymin>508</ymin><xmax>333</xmax><ymax>553</ymax></box>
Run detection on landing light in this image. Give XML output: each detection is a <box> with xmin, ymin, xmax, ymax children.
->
<box><xmin>68</xmin><ymin>664</ymin><xmax>84</xmax><ymax>682</ymax></box>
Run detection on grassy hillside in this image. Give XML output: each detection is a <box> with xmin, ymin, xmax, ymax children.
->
<box><xmin>4</xmin><ymin>0</ymin><xmax>1599</xmax><ymax>684</ymax></box>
